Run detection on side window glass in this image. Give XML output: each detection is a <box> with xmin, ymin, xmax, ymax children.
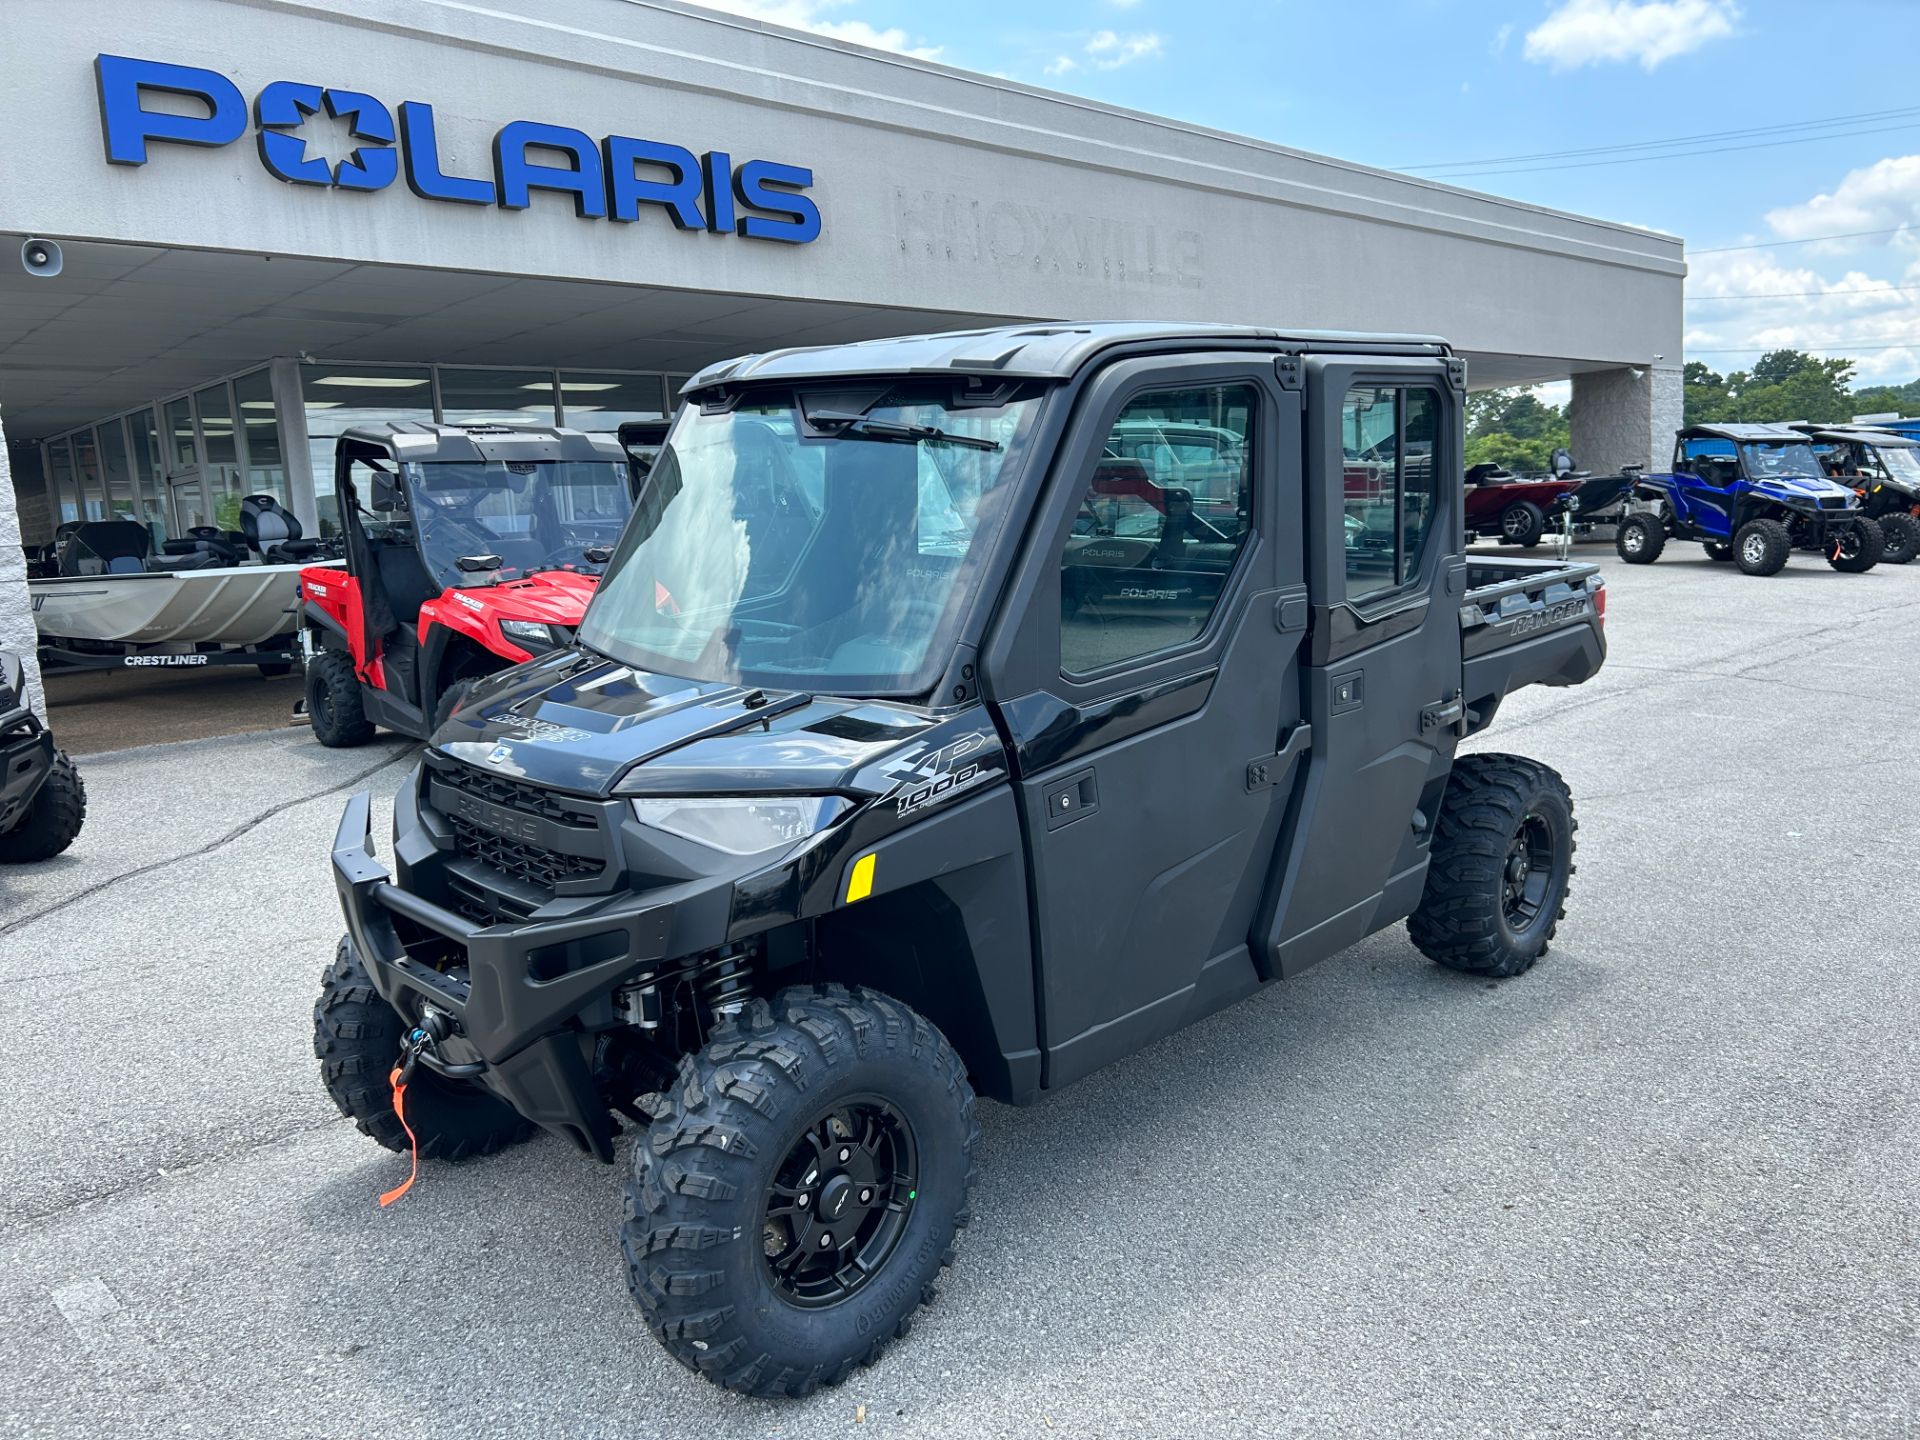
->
<box><xmin>1342</xmin><ymin>384</ymin><xmax>1441</xmax><ymax>599</ymax></box>
<box><xmin>1061</xmin><ymin>383</ymin><xmax>1255</xmax><ymax>676</ymax></box>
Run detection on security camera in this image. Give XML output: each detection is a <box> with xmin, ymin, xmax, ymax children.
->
<box><xmin>20</xmin><ymin>238</ymin><xmax>62</xmax><ymax>279</ymax></box>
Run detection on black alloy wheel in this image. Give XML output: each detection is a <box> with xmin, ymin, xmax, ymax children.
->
<box><xmin>762</xmin><ymin>1098</ymin><xmax>919</xmax><ymax>1309</ymax></box>
<box><xmin>1502</xmin><ymin>813</ymin><xmax>1557</xmax><ymax>932</ymax></box>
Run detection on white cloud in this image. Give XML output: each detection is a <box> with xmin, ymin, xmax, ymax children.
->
<box><xmin>1491</xmin><ymin>21</ymin><xmax>1514</xmax><ymax>54</ymax></box>
<box><xmin>1524</xmin><ymin>0</ymin><xmax>1738</xmax><ymax>71</ymax></box>
<box><xmin>1763</xmin><ymin>154</ymin><xmax>1920</xmax><ymax>254</ymax></box>
<box><xmin>1044</xmin><ymin>54</ymin><xmax>1080</xmax><ymax>76</ymax></box>
<box><xmin>686</xmin><ymin>0</ymin><xmax>942</xmax><ymax>60</ymax></box>
<box><xmin>1106</xmin><ymin>0</ymin><xmax>1145</xmax><ymax>8</ymax></box>
<box><xmin>1084</xmin><ymin>29</ymin><xmax>1165</xmax><ymax>69</ymax></box>
<box><xmin>1685</xmin><ymin>247</ymin><xmax>1920</xmax><ymax>382</ymax></box>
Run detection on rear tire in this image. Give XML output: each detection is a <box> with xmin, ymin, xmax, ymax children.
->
<box><xmin>1827</xmin><ymin>517</ymin><xmax>1883</xmax><ymax>573</ymax></box>
<box><xmin>1875</xmin><ymin>511</ymin><xmax>1919</xmax><ymax>564</ymax></box>
<box><xmin>305</xmin><ymin>649</ymin><xmax>374</xmax><ymax>747</ymax></box>
<box><xmin>1500</xmin><ymin>500</ymin><xmax>1546</xmax><ymax>547</ymax></box>
<box><xmin>0</xmin><ymin>751</ymin><xmax>86</xmax><ymax>863</ymax></box>
<box><xmin>313</xmin><ymin>937</ymin><xmax>535</xmax><ymax>1158</ymax></box>
<box><xmin>622</xmin><ymin>985</ymin><xmax>979</xmax><ymax>1398</ymax></box>
<box><xmin>1409</xmin><ymin>753</ymin><xmax>1575</xmax><ymax>978</ymax></box>
<box><xmin>1615</xmin><ymin>513</ymin><xmax>1665</xmax><ymax>564</ymax></box>
<box><xmin>1734</xmin><ymin>518</ymin><xmax>1791</xmax><ymax>576</ymax></box>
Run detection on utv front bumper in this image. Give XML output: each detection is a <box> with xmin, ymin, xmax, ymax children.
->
<box><xmin>332</xmin><ymin>790</ymin><xmax>676</xmax><ymax>1159</ymax></box>
<box><xmin>0</xmin><ymin>703</ymin><xmax>56</xmax><ymax>834</ymax></box>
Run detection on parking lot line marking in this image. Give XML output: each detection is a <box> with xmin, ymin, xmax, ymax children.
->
<box><xmin>49</xmin><ymin>1277</ymin><xmax>180</xmax><ymax>1395</ymax></box>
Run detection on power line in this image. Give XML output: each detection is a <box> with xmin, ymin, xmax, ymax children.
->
<box><xmin>1692</xmin><ymin>226</ymin><xmax>1914</xmax><ymax>254</ymax></box>
<box><xmin>1419</xmin><ymin>120</ymin><xmax>1920</xmax><ymax>179</ymax></box>
<box><xmin>1400</xmin><ymin>104</ymin><xmax>1920</xmax><ymax>172</ymax></box>
<box><xmin>1688</xmin><ymin>342</ymin><xmax>1920</xmax><ymax>354</ymax></box>
<box><xmin>1689</xmin><ymin>284</ymin><xmax>1920</xmax><ymax>301</ymax></box>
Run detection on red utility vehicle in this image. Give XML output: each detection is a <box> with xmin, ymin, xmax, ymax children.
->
<box><xmin>299</xmin><ymin>423</ymin><xmax>634</xmax><ymax>746</ymax></box>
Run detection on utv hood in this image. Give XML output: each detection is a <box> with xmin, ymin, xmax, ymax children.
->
<box><xmin>430</xmin><ymin>649</ymin><xmax>944</xmax><ymax>798</ymax></box>
<box><xmin>442</xmin><ymin>570</ymin><xmax>601</xmax><ymax>625</ymax></box>
<box><xmin>1750</xmin><ymin>475</ymin><xmax>1853</xmax><ymax>502</ymax></box>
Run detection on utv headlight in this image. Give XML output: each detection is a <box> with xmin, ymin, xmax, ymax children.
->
<box><xmin>499</xmin><ymin>619</ymin><xmax>561</xmax><ymax>650</ymax></box>
<box><xmin>630</xmin><ymin>795</ymin><xmax>849</xmax><ymax>854</ymax></box>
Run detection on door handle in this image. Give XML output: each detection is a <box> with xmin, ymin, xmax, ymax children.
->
<box><xmin>1044</xmin><ymin>767</ymin><xmax>1098</xmax><ymax>831</ymax></box>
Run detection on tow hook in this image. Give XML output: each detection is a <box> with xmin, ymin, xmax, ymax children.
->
<box><xmin>406</xmin><ymin>1006</ymin><xmax>485</xmax><ymax>1079</ymax></box>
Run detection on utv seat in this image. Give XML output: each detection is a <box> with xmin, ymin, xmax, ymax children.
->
<box><xmin>240</xmin><ymin>494</ymin><xmax>322</xmax><ymax>563</ymax></box>
<box><xmin>373</xmin><ymin>540</ymin><xmax>441</xmax><ymax>621</ymax></box>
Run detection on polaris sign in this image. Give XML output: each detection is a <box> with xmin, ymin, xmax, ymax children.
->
<box><xmin>93</xmin><ymin>54</ymin><xmax>822</xmax><ymax>243</ymax></box>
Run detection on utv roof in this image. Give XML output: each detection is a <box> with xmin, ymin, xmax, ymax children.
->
<box><xmin>338</xmin><ymin>421</ymin><xmax>625</xmax><ymax>465</ymax></box>
<box><xmin>1787</xmin><ymin>422</ymin><xmax>1920</xmax><ymax>448</ymax></box>
<box><xmin>1678</xmin><ymin>423</ymin><xmax>1809</xmax><ymax>443</ymax></box>
<box><xmin>684</xmin><ymin>322</ymin><xmax>1453</xmax><ymax>392</ymax></box>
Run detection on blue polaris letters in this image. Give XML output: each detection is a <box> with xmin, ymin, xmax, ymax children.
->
<box><xmin>95</xmin><ymin>53</ymin><xmax>822</xmax><ymax>243</ymax></box>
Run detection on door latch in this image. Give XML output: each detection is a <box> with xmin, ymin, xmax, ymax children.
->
<box><xmin>1420</xmin><ymin>692</ymin><xmax>1468</xmax><ymax>736</ymax></box>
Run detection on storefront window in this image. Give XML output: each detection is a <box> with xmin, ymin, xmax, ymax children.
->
<box><xmin>195</xmin><ymin>382</ymin><xmax>244</xmax><ymax>530</ymax></box>
<box><xmin>47</xmin><ymin>438</ymin><xmax>76</xmax><ymax>525</ymax></box>
<box><xmin>97</xmin><ymin>420</ymin><xmax>137</xmax><ymax>521</ymax></box>
<box><xmin>558</xmin><ymin>372</ymin><xmax>666</xmax><ymax>431</ymax></box>
<box><xmin>233</xmin><ymin>368</ymin><xmax>287</xmax><ymax>504</ymax></box>
<box><xmin>128</xmin><ymin>408</ymin><xmax>169</xmax><ymax>544</ymax></box>
<box><xmin>440</xmin><ymin>368</ymin><xmax>558</xmax><ymax>426</ymax></box>
<box><xmin>164</xmin><ymin>396</ymin><xmax>197</xmax><ymax>473</ymax></box>
<box><xmin>302</xmin><ymin>364</ymin><xmax>434</xmax><ymax>537</ymax></box>
<box><xmin>72</xmin><ymin>429</ymin><xmax>105</xmax><ymax>520</ymax></box>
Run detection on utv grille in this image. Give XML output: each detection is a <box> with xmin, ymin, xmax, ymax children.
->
<box><xmin>1819</xmin><ymin>496</ymin><xmax>1849</xmax><ymax>509</ymax></box>
<box><xmin>447</xmin><ymin>817</ymin><xmax>606</xmax><ymax>889</ymax></box>
<box><xmin>433</xmin><ymin>762</ymin><xmax>596</xmax><ymax>827</ymax></box>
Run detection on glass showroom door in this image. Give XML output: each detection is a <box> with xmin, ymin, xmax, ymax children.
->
<box><xmin>161</xmin><ymin>394</ymin><xmax>211</xmax><ymax>534</ymax></box>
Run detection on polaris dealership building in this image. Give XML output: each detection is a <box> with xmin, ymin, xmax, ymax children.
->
<box><xmin>0</xmin><ymin>0</ymin><xmax>1684</xmax><ymax>706</ymax></box>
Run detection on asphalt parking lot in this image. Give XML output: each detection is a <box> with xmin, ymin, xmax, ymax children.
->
<box><xmin>2</xmin><ymin>542</ymin><xmax>1916</xmax><ymax>1439</ymax></box>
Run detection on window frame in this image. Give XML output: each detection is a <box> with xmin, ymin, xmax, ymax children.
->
<box><xmin>1339</xmin><ymin>381</ymin><xmax>1445</xmax><ymax>604</ymax></box>
<box><xmin>1029</xmin><ymin>357</ymin><xmax>1279</xmax><ymax>698</ymax></box>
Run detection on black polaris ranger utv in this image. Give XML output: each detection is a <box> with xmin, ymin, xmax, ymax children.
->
<box><xmin>317</xmin><ymin>324</ymin><xmax>1607</xmax><ymax>1397</ymax></box>
<box><xmin>0</xmin><ymin>650</ymin><xmax>86</xmax><ymax>861</ymax></box>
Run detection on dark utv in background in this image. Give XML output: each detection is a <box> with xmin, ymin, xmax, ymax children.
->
<box><xmin>316</xmin><ymin>324</ymin><xmax>1607</xmax><ymax>1397</ymax></box>
<box><xmin>0</xmin><ymin>651</ymin><xmax>85</xmax><ymax>862</ymax></box>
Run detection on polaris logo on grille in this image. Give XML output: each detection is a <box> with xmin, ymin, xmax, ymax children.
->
<box><xmin>449</xmin><ymin>791</ymin><xmax>543</xmax><ymax>842</ymax></box>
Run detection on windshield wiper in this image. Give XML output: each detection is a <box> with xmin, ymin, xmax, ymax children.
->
<box><xmin>817</xmin><ymin>416</ymin><xmax>1001</xmax><ymax>451</ymax></box>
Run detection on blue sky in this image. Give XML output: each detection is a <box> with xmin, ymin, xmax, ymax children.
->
<box><xmin>695</xmin><ymin>0</ymin><xmax>1920</xmax><ymax>386</ymax></box>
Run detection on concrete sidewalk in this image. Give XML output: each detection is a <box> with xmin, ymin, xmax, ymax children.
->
<box><xmin>1</xmin><ymin>550</ymin><xmax>1916</xmax><ymax>1438</ymax></box>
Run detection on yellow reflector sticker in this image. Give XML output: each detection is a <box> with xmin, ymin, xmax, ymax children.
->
<box><xmin>845</xmin><ymin>852</ymin><xmax>876</xmax><ymax>904</ymax></box>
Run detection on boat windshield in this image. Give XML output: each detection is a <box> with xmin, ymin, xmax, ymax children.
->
<box><xmin>1874</xmin><ymin>443</ymin><xmax>1920</xmax><ymax>485</ymax></box>
<box><xmin>577</xmin><ymin>383</ymin><xmax>1042</xmax><ymax>695</ymax></box>
<box><xmin>1737</xmin><ymin>442</ymin><xmax>1823</xmax><ymax>480</ymax></box>
<box><xmin>402</xmin><ymin>460</ymin><xmax>633</xmax><ymax>588</ymax></box>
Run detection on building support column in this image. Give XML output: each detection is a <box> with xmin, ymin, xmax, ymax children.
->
<box><xmin>1570</xmin><ymin>364</ymin><xmax>1683</xmax><ymax>474</ymax></box>
<box><xmin>0</xmin><ymin>409</ymin><xmax>45</xmax><ymax>716</ymax></box>
<box><xmin>273</xmin><ymin>357</ymin><xmax>319</xmax><ymax>535</ymax></box>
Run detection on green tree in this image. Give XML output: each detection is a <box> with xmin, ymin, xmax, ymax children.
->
<box><xmin>1683</xmin><ymin>361</ymin><xmax>1731</xmax><ymax>425</ymax></box>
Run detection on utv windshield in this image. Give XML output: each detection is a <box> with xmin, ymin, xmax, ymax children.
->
<box><xmin>577</xmin><ymin>383</ymin><xmax>1042</xmax><ymax>694</ymax></box>
<box><xmin>1874</xmin><ymin>444</ymin><xmax>1920</xmax><ymax>485</ymax></box>
<box><xmin>404</xmin><ymin>460</ymin><xmax>633</xmax><ymax>588</ymax></box>
<box><xmin>1737</xmin><ymin>442</ymin><xmax>1823</xmax><ymax>480</ymax></box>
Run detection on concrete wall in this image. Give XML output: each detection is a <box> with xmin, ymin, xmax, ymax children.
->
<box><xmin>0</xmin><ymin>0</ymin><xmax>1683</xmax><ymax>368</ymax></box>
<box><xmin>0</xmin><ymin>420</ymin><xmax>45</xmax><ymax>716</ymax></box>
<box><xmin>1571</xmin><ymin>365</ymin><xmax>1686</xmax><ymax>474</ymax></box>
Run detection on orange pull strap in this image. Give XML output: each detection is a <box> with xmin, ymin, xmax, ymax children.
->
<box><xmin>377</xmin><ymin>1065</ymin><xmax>421</xmax><ymax>1208</ymax></box>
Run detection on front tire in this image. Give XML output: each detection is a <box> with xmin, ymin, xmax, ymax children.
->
<box><xmin>1409</xmin><ymin>753</ymin><xmax>1576</xmax><ymax>978</ymax></box>
<box><xmin>1827</xmin><ymin>518</ymin><xmax>1883</xmax><ymax>573</ymax></box>
<box><xmin>1875</xmin><ymin>511</ymin><xmax>1919</xmax><ymax>564</ymax></box>
<box><xmin>313</xmin><ymin>938</ymin><xmax>535</xmax><ymax>1158</ymax></box>
<box><xmin>1615</xmin><ymin>513</ymin><xmax>1666</xmax><ymax>564</ymax></box>
<box><xmin>0</xmin><ymin>751</ymin><xmax>86</xmax><ymax>863</ymax></box>
<box><xmin>1734</xmin><ymin>517</ymin><xmax>1791</xmax><ymax>576</ymax></box>
<box><xmin>305</xmin><ymin>649</ymin><xmax>374</xmax><ymax>747</ymax></box>
<box><xmin>1501</xmin><ymin>500</ymin><xmax>1546</xmax><ymax>547</ymax></box>
<box><xmin>622</xmin><ymin>985</ymin><xmax>980</xmax><ymax>1398</ymax></box>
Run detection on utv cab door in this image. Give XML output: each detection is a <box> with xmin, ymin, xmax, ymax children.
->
<box><xmin>1254</xmin><ymin>355</ymin><xmax>1466</xmax><ymax>975</ymax></box>
<box><xmin>990</xmin><ymin>355</ymin><xmax>1310</xmax><ymax>1089</ymax></box>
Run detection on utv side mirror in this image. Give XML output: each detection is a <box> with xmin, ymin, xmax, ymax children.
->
<box><xmin>456</xmin><ymin>554</ymin><xmax>504</xmax><ymax>573</ymax></box>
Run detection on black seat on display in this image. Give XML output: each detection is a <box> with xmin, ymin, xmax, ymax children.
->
<box><xmin>153</xmin><ymin>525</ymin><xmax>243</xmax><ymax>571</ymax></box>
<box><xmin>240</xmin><ymin>493</ymin><xmax>321</xmax><ymax>563</ymax></box>
<box><xmin>373</xmin><ymin>539</ymin><xmax>441</xmax><ymax>620</ymax></box>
